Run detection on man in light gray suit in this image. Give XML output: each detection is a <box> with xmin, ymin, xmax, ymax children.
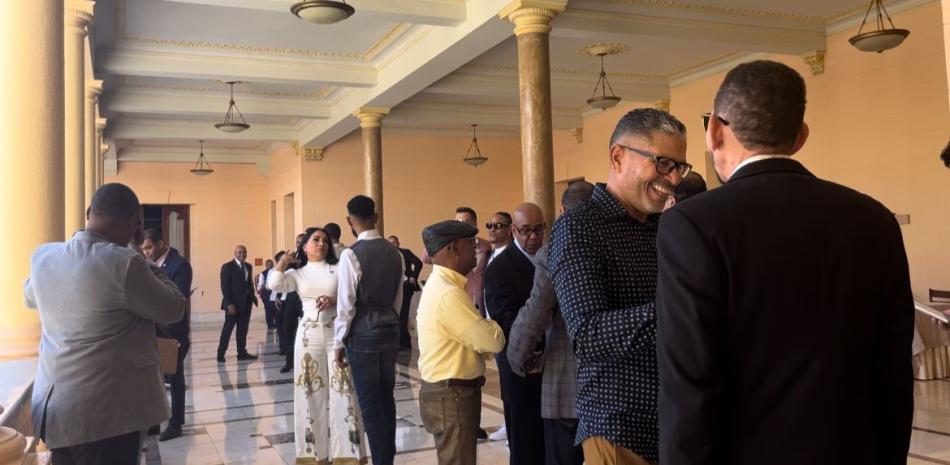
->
<box><xmin>24</xmin><ymin>183</ymin><xmax>188</xmax><ymax>465</ymax></box>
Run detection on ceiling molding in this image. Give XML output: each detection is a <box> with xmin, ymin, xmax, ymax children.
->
<box><xmin>118</xmin><ymin>145</ymin><xmax>266</xmax><ymax>164</ymax></box>
<box><xmin>118</xmin><ymin>80</ymin><xmax>335</xmax><ymax>99</ymax></box>
<box><xmin>106</xmin><ymin>87</ymin><xmax>331</xmax><ymax>120</ymax></box>
<box><xmin>108</xmin><ymin>118</ymin><xmax>299</xmax><ymax>141</ymax></box>
<box><xmin>668</xmin><ymin>52</ymin><xmax>770</xmax><ymax>88</ymax></box>
<box><xmin>466</xmin><ymin>62</ymin><xmax>666</xmax><ymax>80</ymax></box>
<box><xmin>384</xmin><ymin>124</ymin><xmax>520</xmax><ymax>138</ymax></box>
<box><xmin>388</xmin><ymin>101</ymin><xmax>584</xmax><ymax>130</ymax></box>
<box><xmin>595</xmin><ymin>0</ymin><xmax>826</xmax><ymax>22</ymax></box>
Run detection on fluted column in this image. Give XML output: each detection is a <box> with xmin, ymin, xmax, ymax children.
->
<box><xmin>500</xmin><ymin>0</ymin><xmax>565</xmax><ymax>229</ymax></box>
<box><xmin>95</xmin><ymin>118</ymin><xmax>107</xmax><ymax>188</ymax></box>
<box><xmin>353</xmin><ymin>107</ymin><xmax>390</xmax><ymax>236</ymax></box>
<box><xmin>64</xmin><ymin>0</ymin><xmax>93</xmax><ymax>237</ymax></box>
<box><xmin>0</xmin><ymin>0</ymin><xmax>65</xmax><ymax>358</ymax></box>
<box><xmin>84</xmin><ymin>80</ymin><xmax>102</xmax><ymax>209</ymax></box>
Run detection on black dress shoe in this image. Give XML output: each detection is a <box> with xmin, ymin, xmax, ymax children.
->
<box><xmin>217</xmin><ymin>354</ymin><xmax>225</xmax><ymax>363</ymax></box>
<box><xmin>279</xmin><ymin>365</ymin><xmax>292</xmax><ymax>373</ymax></box>
<box><xmin>158</xmin><ymin>426</ymin><xmax>182</xmax><ymax>442</ymax></box>
<box><xmin>147</xmin><ymin>425</ymin><xmax>161</xmax><ymax>436</ymax></box>
<box><xmin>237</xmin><ymin>353</ymin><xmax>258</xmax><ymax>361</ymax></box>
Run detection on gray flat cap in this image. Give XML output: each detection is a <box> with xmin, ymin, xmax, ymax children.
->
<box><xmin>422</xmin><ymin>220</ymin><xmax>478</xmax><ymax>257</ymax></box>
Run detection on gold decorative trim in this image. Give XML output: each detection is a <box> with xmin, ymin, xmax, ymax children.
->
<box><xmin>466</xmin><ymin>63</ymin><xmax>665</xmax><ymax>80</ymax></box>
<box><xmin>803</xmin><ymin>50</ymin><xmax>825</xmax><ymax>75</ymax></box>
<box><xmin>570</xmin><ymin>127</ymin><xmax>583</xmax><ymax>143</ymax></box>
<box><xmin>600</xmin><ymin>0</ymin><xmax>825</xmax><ymax>23</ymax></box>
<box><xmin>121</xmin><ymin>81</ymin><xmax>332</xmax><ymax>99</ymax></box>
<box><xmin>409</xmin><ymin>99</ymin><xmax>578</xmax><ymax>113</ymax></box>
<box><xmin>115</xmin><ymin>0</ymin><xmax>409</xmax><ymax>63</ymax></box>
<box><xmin>303</xmin><ymin>147</ymin><xmax>325</xmax><ymax>161</ymax></box>
<box><xmin>654</xmin><ymin>99</ymin><xmax>670</xmax><ymax>112</ymax></box>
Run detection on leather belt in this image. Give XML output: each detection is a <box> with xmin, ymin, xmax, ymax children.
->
<box><xmin>429</xmin><ymin>376</ymin><xmax>485</xmax><ymax>388</ymax></box>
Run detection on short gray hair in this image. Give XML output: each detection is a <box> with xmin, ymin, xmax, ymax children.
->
<box><xmin>609</xmin><ymin>108</ymin><xmax>686</xmax><ymax>148</ymax></box>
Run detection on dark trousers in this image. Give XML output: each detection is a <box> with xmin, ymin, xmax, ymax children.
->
<box><xmin>398</xmin><ymin>283</ymin><xmax>416</xmax><ymax>349</ymax></box>
<box><xmin>348</xmin><ymin>344</ymin><xmax>398</xmax><ymax>465</ymax></box>
<box><xmin>51</xmin><ymin>430</ymin><xmax>143</xmax><ymax>465</ymax></box>
<box><xmin>282</xmin><ymin>293</ymin><xmax>302</xmax><ymax>367</ymax></box>
<box><xmin>217</xmin><ymin>307</ymin><xmax>252</xmax><ymax>356</ymax></box>
<box><xmin>544</xmin><ymin>418</ymin><xmax>583</xmax><ymax>465</ymax></box>
<box><xmin>496</xmin><ymin>350</ymin><xmax>545</xmax><ymax>465</ymax></box>
<box><xmin>263</xmin><ymin>298</ymin><xmax>278</xmax><ymax>329</ymax></box>
<box><xmin>167</xmin><ymin>340</ymin><xmax>190</xmax><ymax>427</ymax></box>
<box><xmin>419</xmin><ymin>381</ymin><xmax>482</xmax><ymax>465</ymax></box>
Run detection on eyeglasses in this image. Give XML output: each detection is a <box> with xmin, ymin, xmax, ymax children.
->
<box><xmin>485</xmin><ymin>222</ymin><xmax>511</xmax><ymax>230</ymax></box>
<box><xmin>701</xmin><ymin>112</ymin><xmax>730</xmax><ymax>131</ymax></box>
<box><xmin>514</xmin><ymin>224</ymin><xmax>546</xmax><ymax>237</ymax></box>
<box><xmin>615</xmin><ymin>144</ymin><xmax>692</xmax><ymax>177</ymax></box>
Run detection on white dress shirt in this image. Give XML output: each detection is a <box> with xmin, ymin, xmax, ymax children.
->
<box><xmin>731</xmin><ymin>154</ymin><xmax>791</xmax><ymax>178</ymax></box>
<box><xmin>333</xmin><ymin>230</ymin><xmax>404</xmax><ymax>349</ymax></box>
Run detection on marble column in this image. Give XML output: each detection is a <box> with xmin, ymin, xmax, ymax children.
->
<box><xmin>84</xmin><ymin>80</ymin><xmax>102</xmax><ymax>208</ymax></box>
<box><xmin>353</xmin><ymin>107</ymin><xmax>390</xmax><ymax>236</ymax></box>
<box><xmin>500</xmin><ymin>0</ymin><xmax>565</xmax><ymax>229</ymax></box>
<box><xmin>0</xmin><ymin>0</ymin><xmax>65</xmax><ymax>358</ymax></box>
<box><xmin>64</xmin><ymin>0</ymin><xmax>93</xmax><ymax>237</ymax></box>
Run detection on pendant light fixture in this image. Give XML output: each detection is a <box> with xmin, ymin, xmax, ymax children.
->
<box><xmin>462</xmin><ymin>124</ymin><xmax>488</xmax><ymax>167</ymax></box>
<box><xmin>190</xmin><ymin>140</ymin><xmax>214</xmax><ymax>176</ymax></box>
<box><xmin>214</xmin><ymin>81</ymin><xmax>251</xmax><ymax>133</ymax></box>
<box><xmin>849</xmin><ymin>0</ymin><xmax>910</xmax><ymax>53</ymax></box>
<box><xmin>291</xmin><ymin>0</ymin><xmax>355</xmax><ymax>24</ymax></box>
<box><xmin>580</xmin><ymin>43</ymin><xmax>626</xmax><ymax>111</ymax></box>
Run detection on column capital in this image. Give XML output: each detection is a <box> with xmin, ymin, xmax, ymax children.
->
<box><xmin>96</xmin><ymin>117</ymin><xmax>108</xmax><ymax>132</ymax></box>
<box><xmin>86</xmin><ymin>79</ymin><xmax>103</xmax><ymax>101</ymax></box>
<box><xmin>353</xmin><ymin>107</ymin><xmax>390</xmax><ymax>128</ymax></box>
<box><xmin>65</xmin><ymin>0</ymin><xmax>95</xmax><ymax>30</ymax></box>
<box><xmin>498</xmin><ymin>0</ymin><xmax>567</xmax><ymax>35</ymax></box>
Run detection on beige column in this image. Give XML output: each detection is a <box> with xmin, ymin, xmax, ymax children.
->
<box><xmin>84</xmin><ymin>80</ymin><xmax>102</xmax><ymax>208</ymax></box>
<box><xmin>64</xmin><ymin>0</ymin><xmax>94</xmax><ymax>237</ymax></box>
<box><xmin>944</xmin><ymin>0</ymin><xmax>950</xmax><ymax>111</ymax></box>
<box><xmin>353</xmin><ymin>107</ymin><xmax>390</xmax><ymax>236</ymax></box>
<box><xmin>500</xmin><ymin>1</ymin><xmax>565</xmax><ymax>229</ymax></box>
<box><xmin>0</xmin><ymin>0</ymin><xmax>65</xmax><ymax>358</ymax></box>
<box><xmin>95</xmin><ymin>117</ymin><xmax>107</xmax><ymax>188</ymax></box>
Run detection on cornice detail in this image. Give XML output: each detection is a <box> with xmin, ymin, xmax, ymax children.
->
<box><xmin>466</xmin><ymin>63</ymin><xmax>665</xmax><ymax>80</ymax></box>
<box><xmin>600</xmin><ymin>0</ymin><xmax>824</xmax><ymax>23</ymax></box>
<box><xmin>803</xmin><ymin>50</ymin><xmax>826</xmax><ymax>75</ymax></box>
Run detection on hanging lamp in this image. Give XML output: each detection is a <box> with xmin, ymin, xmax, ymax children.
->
<box><xmin>849</xmin><ymin>0</ymin><xmax>910</xmax><ymax>53</ymax></box>
<box><xmin>587</xmin><ymin>53</ymin><xmax>622</xmax><ymax>110</ymax></box>
<box><xmin>291</xmin><ymin>0</ymin><xmax>355</xmax><ymax>24</ymax></box>
<box><xmin>190</xmin><ymin>140</ymin><xmax>214</xmax><ymax>176</ymax></box>
<box><xmin>214</xmin><ymin>81</ymin><xmax>251</xmax><ymax>133</ymax></box>
<box><xmin>462</xmin><ymin>124</ymin><xmax>488</xmax><ymax>167</ymax></box>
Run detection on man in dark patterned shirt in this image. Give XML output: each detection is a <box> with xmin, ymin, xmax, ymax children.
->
<box><xmin>549</xmin><ymin>108</ymin><xmax>689</xmax><ymax>465</ymax></box>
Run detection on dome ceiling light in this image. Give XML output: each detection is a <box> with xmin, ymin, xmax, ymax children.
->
<box><xmin>580</xmin><ymin>43</ymin><xmax>628</xmax><ymax>111</ymax></box>
<box><xmin>462</xmin><ymin>124</ymin><xmax>488</xmax><ymax>167</ymax></box>
<box><xmin>291</xmin><ymin>0</ymin><xmax>355</xmax><ymax>25</ymax></box>
<box><xmin>214</xmin><ymin>81</ymin><xmax>251</xmax><ymax>133</ymax></box>
<box><xmin>190</xmin><ymin>140</ymin><xmax>214</xmax><ymax>176</ymax></box>
<box><xmin>849</xmin><ymin>0</ymin><xmax>910</xmax><ymax>53</ymax></box>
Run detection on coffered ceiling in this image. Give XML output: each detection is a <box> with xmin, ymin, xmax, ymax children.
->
<box><xmin>91</xmin><ymin>0</ymin><xmax>929</xmax><ymax>171</ymax></box>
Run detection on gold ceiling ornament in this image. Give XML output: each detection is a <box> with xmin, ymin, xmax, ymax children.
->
<box><xmin>303</xmin><ymin>147</ymin><xmax>325</xmax><ymax>161</ymax></box>
<box><xmin>291</xmin><ymin>0</ymin><xmax>355</xmax><ymax>25</ymax></box>
<box><xmin>190</xmin><ymin>140</ymin><xmax>214</xmax><ymax>176</ymax></box>
<box><xmin>849</xmin><ymin>0</ymin><xmax>909</xmax><ymax>53</ymax></box>
<box><xmin>654</xmin><ymin>99</ymin><xmax>671</xmax><ymax>112</ymax></box>
<box><xmin>462</xmin><ymin>124</ymin><xmax>488</xmax><ymax>167</ymax></box>
<box><xmin>214</xmin><ymin>81</ymin><xmax>251</xmax><ymax>133</ymax></box>
<box><xmin>570</xmin><ymin>127</ymin><xmax>584</xmax><ymax>144</ymax></box>
<box><xmin>580</xmin><ymin>43</ymin><xmax>626</xmax><ymax>110</ymax></box>
<box><xmin>803</xmin><ymin>50</ymin><xmax>826</xmax><ymax>75</ymax></box>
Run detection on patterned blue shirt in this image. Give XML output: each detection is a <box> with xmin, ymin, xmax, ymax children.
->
<box><xmin>549</xmin><ymin>183</ymin><xmax>659</xmax><ymax>462</ymax></box>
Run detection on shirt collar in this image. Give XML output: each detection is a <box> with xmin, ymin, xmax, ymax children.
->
<box><xmin>154</xmin><ymin>247</ymin><xmax>171</xmax><ymax>267</ymax></box>
<box><xmin>513</xmin><ymin>238</ymin><xmax>534</xmax><ymax>260</ymax></box>
<box><xmin>731</xmin><ymin>154</ymin><xmax>791</xmax><ymax>178</ymax></box>
<box><xmin>593</xmin><ymin>183</ymin><xmax>635</xmax><ymax>219</ymax></box>
<box><xmin>357</xmin><ymin>230</ymin><xmax>381</xmax><ymax>241</ymax></box>
<box><xmin>235</xmin><ymin>258</ymin><xmax>244</xmax><ymax>268</ymax></box>
<box><xmin>433</xmin><ymin>265</ymin><xmax>468</xmax><ymax>287</ymax></box>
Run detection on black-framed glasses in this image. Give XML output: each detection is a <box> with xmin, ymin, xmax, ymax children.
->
<box><xmin>616</xmin><ymin>144</ymin><xmax>692</xmax><ymax>177</ymax></box>
<box><xmin>701</xmin><ymin>112</ymin><xmax>730</xmax><ymax>131</ymax></box>
<box><xmin>514</xmin><ymin>224</ymin><xmax>546</xmax><ymax>237</ymax></box>
<box><xmin>485</xmin><ymin>222</ymin><xmax>511</xmax><ymax>230</ymax></box>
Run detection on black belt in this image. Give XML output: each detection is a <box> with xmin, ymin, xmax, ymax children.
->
<box><xmin>429</xmin><ymin>376</ymin><xmax>485</xmax><ymax>388</ymax></box>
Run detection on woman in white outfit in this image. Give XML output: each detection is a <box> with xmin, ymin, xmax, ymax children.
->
<box><xmin>268</xmin><ymin>227</ymin><xmax>368</xmax><ymax>464</ymax></box>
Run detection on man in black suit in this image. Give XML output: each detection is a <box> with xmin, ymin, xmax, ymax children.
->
<box><xmin>484</xmin><ymin>202</ymin><xmax>546</xmax><ymax>465</ymax></box>
<box><xmin>656</xmin><ymin>60</ymin><xmax>914</xmax><ymax>465</ymax></box>
<box><xmin>141</xmin><ymin>228</ymin><xmax>193</xmax><ymax>441</ymax></box>
<box><xmin>387</xmin><ymin>235</ymin><xmax>423</xmax><ymax>350</ymax></box>
<box><xmin>217</xmin><ymin>244</ymin><xmax>259</xmax><ymax>362</ymax></box>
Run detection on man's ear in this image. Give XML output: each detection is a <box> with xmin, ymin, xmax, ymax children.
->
<box><xmin>608</xmin><ymin>145</ymin><xmax>625</xmax><ymax>174</ymax></box>
<box><xmin>788</xmin><ymin>122</ymin><xmax>809</xmax><ymax>155</ymax></box>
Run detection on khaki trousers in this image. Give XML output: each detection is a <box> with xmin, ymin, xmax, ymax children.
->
<box><xmin>582</xmin><ymin>437</ymin><xmax>653</xmax><ymax>465</ymax></box>
<box><xmin>419</xmin><ymin>381</ymin><xmax>482</xmax><ymax>465</ymax></box>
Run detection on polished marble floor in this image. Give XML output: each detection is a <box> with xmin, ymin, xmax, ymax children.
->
<box><xmin>147</xmin><ymin>313</ymin><xmax>950</xmax><ymax>465</ymax></box>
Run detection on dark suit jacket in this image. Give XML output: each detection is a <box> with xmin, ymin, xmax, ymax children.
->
<box><xmin>162</xmin><ymin>247</ymin><xmax>192</xmax><ymax>342</ymax></box>
<box><xmin>220</xmin><ymin>260</ymin><xmax>255</xmax><ymax>313</ymax></box>
<box><xmin>483</xmin><ymin>243</ymin><xmax>536</xmax><ymax>341</ymax></box>
<box><xmin>656</xmin><ymin>158</ymin><xmax>914</xmax><ymax>465</ymax></box>
<box><xmin>398</xmin><ymin>247</ymin><xmax>423</xmax><ymax>290</ymax></box>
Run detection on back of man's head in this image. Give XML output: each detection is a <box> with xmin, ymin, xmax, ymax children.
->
<box><xmin>324</xmin><ymin>222</ymin><xmax>342</xmax><ymax>242</ymax></box>
<box><xmin>89</xmin><ymin>183</ymin><xmax>140</xmax><ymax>221</ymax></box>
<box><xmin>561</xmin><ymin>181</ymin><xmax>595</xmax><ymax>211</ymax></box>
<box><xmin>609</xmin><ymin>108</ymin><xmax>686</xmax><ymax>148</ymax></box>
<box><xmin>714</xmin><ymin>60</ymin><xmax>806</xmax><ymax>153</ymax></box>
<box><xmin>143</xmin><ymin>228</ymin><xmax>163</xmax><ymax>244</ymax></box>
<box><xmin>672</xmin><ymin>172</ymin><xmax>707</xmax><ymax>203</ymax></box>
<box><xmin>940</xmin><ymin>140</ymin><xmax>950</xmax><ymax>168</ymax></box>
<box><xmin>347</xmin><ymin>195</ymin><xmax>376</xmax><ymax>220</ymax></box>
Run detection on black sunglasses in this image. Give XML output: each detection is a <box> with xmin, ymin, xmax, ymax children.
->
<box><xmin>615</xmin><ymin>144</ymin><xmax>692</xmax><ymax>177</ymax></box>
<box><xmin>485</xmin><ymin>222</ymin><xmax>511</xmax><ymax>230</ymax></box>
<box><xmin>701</xmin><ymin>112</ymin><xmax>730</xmax><ymax>131</ymax></box>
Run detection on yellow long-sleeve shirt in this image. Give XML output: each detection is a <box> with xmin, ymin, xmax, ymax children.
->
<box><xmin>416</xmin><ymin>265</ymin><xmax>506</xmax><ymax>382</ymax></box>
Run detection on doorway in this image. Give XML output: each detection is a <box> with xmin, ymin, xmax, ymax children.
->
<box><xmin>142</xmin><ymin>204</ymin><xmax>191</xmax><ymax>259</ymax></box>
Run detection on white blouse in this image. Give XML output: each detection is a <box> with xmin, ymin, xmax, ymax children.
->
<box><xmin>266</xmin><ymin>260</ymin><xmax>339</xmax><ymax>324</ymax></box>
